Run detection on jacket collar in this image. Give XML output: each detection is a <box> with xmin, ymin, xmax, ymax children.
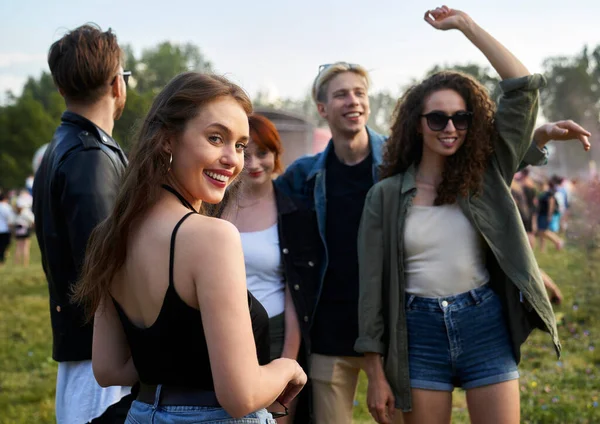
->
<box><xmin>61</xmin><ymin>111</ymin><xmax>120</xmax><ymax>150</ymax></box>
<box><xmin>306</xmin><ymin>126</ymin><xmax>386</xmax><ymax>181</ymax></box>
<box><xmin>273</xmin><ymin>181</ymin><xmax>298</xmax><ymax>215</ymax></box>
<box><xmin>401</xmin><ymin>164</ymin><xmax>418</xmax><ymax>194</ymax></box>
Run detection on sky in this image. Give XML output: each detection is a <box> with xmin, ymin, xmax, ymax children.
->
<box><xmin>1</xmin><ymin>0</ymin><xmax>600</xmax><ymax>104</ymax></box>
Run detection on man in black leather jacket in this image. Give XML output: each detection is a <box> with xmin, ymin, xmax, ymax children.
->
<box><xmin>32</xmin><ymin>24</ymin><xmax>132</xmax><ymax>424</ymax></box>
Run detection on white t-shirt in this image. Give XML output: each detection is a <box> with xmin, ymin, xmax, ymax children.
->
<box><xmin>0</xmin><ymin>202</ymin><xmax>14</xmax><ymax>233</ymax></box>
<box><xmin>56</xmin><ymin>360</ymin><xmax>130</xmax><ymax>424</ymax></box>
<box><xmin>240</xmin><ymin>223</ymin><xmax>286</xmax><ymax>318</ymax></box>
<box><xmin>14</xmin><ymin>208</ymin><xmax>34</xmax><ymax>237</ymax></box>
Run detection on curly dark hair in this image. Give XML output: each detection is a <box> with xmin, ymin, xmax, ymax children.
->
<box><xmin>380</xmin><ymin>71</ymin><xmax>497</xmax><ymax>205</ymax></box>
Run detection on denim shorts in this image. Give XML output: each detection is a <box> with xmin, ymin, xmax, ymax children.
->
<box><xmin>405</xmin><ymin>283</ymin><xmax>519</xmax><ymax>391</ymax></box>
<box><xmin>125</xmin><ymin>399</ymin><xmax>277</xmax><ymax>424</ymax></box>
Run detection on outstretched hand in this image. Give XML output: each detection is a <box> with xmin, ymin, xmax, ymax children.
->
<box><xmin>424</xmin><ymin>5</ymin><xmax>472</xmax><ymax>31</ymax></box>
<box><xmin>533</xmin><ymin>120</ymin><xmax>592</xmax><ymax>151</ymax></box>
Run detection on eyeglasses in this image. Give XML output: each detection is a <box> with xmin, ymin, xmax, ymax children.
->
<box><xmin>420</xmin><ymin>111</ymin><xmax>473</xmax><ymax>131</ymax></box>
<box><xmin>111</xmin><ymin>70</ymin><xmax>132</xmax><ymax>87</ymax></box>
<box><xmin>318</xmin><ymin>62</ymin><xmax>360</xmax><ymax>74</ymax></box>
<box><xmin>270</xmin><ymin>401</ymin><xmax>289</xmax><ymax>419</ymax></box>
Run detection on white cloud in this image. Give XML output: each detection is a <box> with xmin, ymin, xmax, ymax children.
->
<box><xmin>0</xmin><ymin>53</ymin><xmax>46</xmax><ymax>68</ymax></box>
<box><xmin>0</xmin><ymin>75</ymin><xmax>27</xmax><ymax>104</ymax></box>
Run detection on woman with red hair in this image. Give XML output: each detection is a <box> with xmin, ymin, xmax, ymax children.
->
<box><xmin>223</xmin><ymin>114</ymin><xmax>317</xmax><ymax>423</ymax></box>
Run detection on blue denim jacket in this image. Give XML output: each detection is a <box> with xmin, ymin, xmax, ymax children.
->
<box><xmin>274</xmin><ymin>127</ymin><xmax>387</xmax><ymax>325</ymax></box>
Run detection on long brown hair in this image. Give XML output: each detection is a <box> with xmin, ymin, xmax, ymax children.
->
<box><xmin>72</xmin><ymin>72</ymin><xmax>253</xmax><ymax>320</ymax></box>
<box><xmin>380</xmin><ymin>71</ymin><xmax>496</xmax><ymax>205</ymax></box>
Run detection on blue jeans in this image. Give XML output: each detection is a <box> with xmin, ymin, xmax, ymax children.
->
<box><xmin>405</xmin><ymin>284</ymin><xmax>519</xmax><ymax>391</ymax></box>
<box><xmin>126</xmin><ymin>396</ymin><xmax>276</xmax><ymax>424</ymax></box>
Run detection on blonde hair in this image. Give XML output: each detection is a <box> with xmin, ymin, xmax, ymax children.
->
<box><xmin>311</xmin><ymin>62</ymin><xmax>370</xmax><ymax>103</ymax></box>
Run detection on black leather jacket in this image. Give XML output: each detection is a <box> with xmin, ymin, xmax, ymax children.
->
<box><xmin>33</xmin><ymin>111</ymin><xmax>127</xmax><ymax>362</ymax></box>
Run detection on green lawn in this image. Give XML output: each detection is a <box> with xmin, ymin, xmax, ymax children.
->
<box><xmin>0</xmin><ymin>240</ymin><xmax>598</xmax><ymax>423</ymax></box>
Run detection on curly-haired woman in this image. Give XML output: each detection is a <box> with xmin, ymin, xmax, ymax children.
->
<box><xmin>355</xmin><ymin>6</ymin><xmax>588</xmax><ymax>424</ymax></box>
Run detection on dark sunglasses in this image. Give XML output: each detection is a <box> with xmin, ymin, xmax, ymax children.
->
<box><xmin>270</xmin><ymin>400</ymin><xmax>289</xmax><ymax>419</ymax></box>
<box><xmin>111</xmin><ymin>70</ymin><xmax>132</xmax><ymax>87</ymax></box>
<box><xmin>421</xmin><ymin>111</ymin><xmax>473</xmax><ymax>131</ymax></box>
<box><xmin>318</xmin><ymin>62</ymin><xmax>360</xmax><ymax>74</ymax></box>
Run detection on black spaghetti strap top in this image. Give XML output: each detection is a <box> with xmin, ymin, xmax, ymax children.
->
<box><xmin>111</xmin><ymin>185</ymin><xmax>270</xmax><ymax>388</ymax></box>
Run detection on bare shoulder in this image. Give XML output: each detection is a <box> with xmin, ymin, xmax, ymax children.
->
<box><xmin>181</xmin><ymin>214</ymin><xmax>240</xmax><ymax>244</ymax></box>
<box><xmin>176</xmin><ymin>215</ymin><xmax>244</xmax><ymax>285</ymax></box>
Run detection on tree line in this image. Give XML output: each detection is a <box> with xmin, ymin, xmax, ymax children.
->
<box><xmin>1</xmin><ymin>42</ymin><xmax>598</xmax><ymax>189</ymax></box>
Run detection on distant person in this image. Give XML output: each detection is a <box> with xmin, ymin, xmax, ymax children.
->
<box><xmin>0</xmin><ymin>192</ymin><xmax>14</xmax><ymax>267</ymax></box>
<box><xmin>512</xmin><ymin>176</ymin><xmax>563</xmax><ymax>305</ymax></box>
<box><xmin>13</xmin><ymin>200</ymin><xmax>35</xmax><ymax>267</ymax></box>
<box><xmin>515</xmin><ymin>168</ymin><xmax>538</xmax><ymax>247</ymax></box>
<box><xmin>32</xmin><ymin>23</ymin><xmax>132</xmax><ymax>423</ymax></box>
<box><xmin>537</xmin><ymin>179</ymin><xmax>564</xmax><ymax>252</ymax></box>
<box><xmin>72</xmin><ymin>72</ymin><xmax>307</xmax><ymax>423</ymax></box>
<box><xmin>222</xmin><ymin>114</ymin><xmax>313</xmax><ymax>423</ymax></box>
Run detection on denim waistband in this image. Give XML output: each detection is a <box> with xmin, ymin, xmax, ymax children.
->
<box><xmin>405</xmin><ymin>283</ymin><xmax>495</xmax><ymax>312</ymax></box>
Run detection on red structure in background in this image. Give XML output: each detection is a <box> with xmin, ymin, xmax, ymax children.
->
<box><xmin>312</xmin><ymin>127</ymin><xmax>332</xmax><ymax>154</ymax></box>
<box><xmin>255</xmin><ymin>107</ymin><xmax>331</xmax><ymax>170</ymax></box>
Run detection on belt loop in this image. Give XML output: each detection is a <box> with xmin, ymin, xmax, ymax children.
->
<box><xmin>469</xmin><ymin>288</ymin><xmax>481</xmax><ymax>305</ymax></box>
<box><xmin>405</xmin><ymin>294</ymin><xmax>416</xmax><ymax>310</ymax></box>
<box><xmin>153</xmin><ymin>384</ymin><xmax>162</xmax><ymax>410</ymax></box>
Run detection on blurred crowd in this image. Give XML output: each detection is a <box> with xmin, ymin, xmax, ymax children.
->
<box><xmin>0</xmin><ymin>182</ymin><xmax>35</xmax><ymax>267</ymax></box>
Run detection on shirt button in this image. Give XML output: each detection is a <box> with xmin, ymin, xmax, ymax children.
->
<box><xmin>282</xmin><ymin>248</ymin><xmax>289</xmax><ymax>254</ymax></box>
<box><xmin>303</xmin><ymin>316</ymin><xmax>309</xmax><ymax>322</ymax></box>
<box><xmin>308</xmin><ymin>261</ymin><xmax>314</xmax><ymax>267</ymax></box>
<box><xmin>441</xmin><ymin>300</ymin><xmax>449</xmax><ymax>308</ymax></box>
<box><xmin>56</xmin><ymin>305</ymin><xmax>61</xmax><ymax>312</ymax></box>
<box><xmin>294</xmin><ymin>284</ymin><xmax>300</xmax><ymax>291</ymax></box>
<box><xmin>102</xmin><ymin>136</ymin><xmax>108</xmax><ymax>142</ymax></box>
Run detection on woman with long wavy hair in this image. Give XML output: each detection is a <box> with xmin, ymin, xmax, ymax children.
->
<box><xmin>72</xmin><ymin>72</ymin><xmax>306</xmax><ymax>423</ymax></box>
<box><xmin>355</xmin><ymin>6</ymin><xmax>566</xmax><ymax>424</ymax></box>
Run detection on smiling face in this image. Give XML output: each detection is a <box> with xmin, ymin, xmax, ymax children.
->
<box><xmin>243</xmin><ymin>139</ymin><xmax>276</xmax><ymax>188</ymax></box>
<box><xmin>168</xmin><ymin>96</ymin><xmax>249</xmax><ymax>205</ymax></box>
<box><xmin>419</xmin><ymin>89</ymin><xmax>469</xmax><ymax>158</ymax></box>
<box><xmin>317</xmin><ymin>71</ymin><xmax>370</xmax><ymax>137</ymax></box>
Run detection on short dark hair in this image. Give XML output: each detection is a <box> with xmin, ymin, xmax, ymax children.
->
<box><xmin>48</xmin><ymin>23</ymin><xmax>123</xmax><ymax>104</ymax></box>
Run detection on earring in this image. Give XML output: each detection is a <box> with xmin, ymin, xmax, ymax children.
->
<box><xmin>167</xmin><ymin>152</ymin><xmax>172</xmax><ymax>172</ymax></box>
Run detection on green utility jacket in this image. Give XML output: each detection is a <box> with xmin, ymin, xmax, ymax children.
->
<box><xmin>355</xmin><ymin>74</ymin><xmax>561</xmax><ymax>412</ymax></box>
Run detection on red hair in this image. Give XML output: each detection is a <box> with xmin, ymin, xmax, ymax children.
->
<box><xmin>249</xmin><ymin>114</ymin><xmax>284</xmax><ymax>173</ymax></box>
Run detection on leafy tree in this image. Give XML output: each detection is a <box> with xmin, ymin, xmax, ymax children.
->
<box><xmin>541</xmin><ymin>45</ymin><xmax>600</xmax><ymax>175</ymax></box>
<box><xmin>0</xmin><ymin>93</ymin><xmax>56</xmax><ymax>188</ymax></box>
<box><xmin>133</xmin><ymin>42</ymin><xmax>213</xmax><ymax>94</ymax></box>
<box><xmin>425</xmin><ymin>62</ymin><xmax>502</xmax><ymax>101</ymax></box>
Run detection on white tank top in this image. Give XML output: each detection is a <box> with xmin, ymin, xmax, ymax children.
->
<box><xmin>240</xmin><ymin>223</ymin><xmax>285</xmax><ymax>318</ymax></box>
<box><xmin>404</xmin><ymin>203</ymin><xmax>489</xmax><ymax>297</ymax></box>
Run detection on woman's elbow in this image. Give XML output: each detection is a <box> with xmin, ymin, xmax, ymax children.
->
<box><xmin>93</xmin><ymin>367</ymin><xmax>115</xmax><ymax>388</ymax></box>
<box><xmin>216</xmin><ymin>388</ymin><xmax>257</xmax><ymax>418</ymax></box>
<box><xmin>92</xmin><ymin>362</ymin><xmax>123</xmax><ymax>387</ymax></box>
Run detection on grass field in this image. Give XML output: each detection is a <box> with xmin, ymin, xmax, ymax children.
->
<box><xmin>0</xmin><ymin>239</ymin><xmax>598</xmax><ymax>423</ymax></box>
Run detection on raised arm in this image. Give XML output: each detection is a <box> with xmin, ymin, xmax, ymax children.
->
<box><xmin>426</xmin><ymin>6</ymin><xmax>544</xmax><ymax>182</ymax></box>
<box><xmin>424</xmin><ymin>6</ymin><xmax>528</xmax><ymax>80</ymax></box>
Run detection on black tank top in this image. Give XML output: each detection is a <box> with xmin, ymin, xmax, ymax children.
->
<box><xmin>112</xmin><ymin>185</ymin><xmax>270</xmax><ymax>389</ymax></box>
